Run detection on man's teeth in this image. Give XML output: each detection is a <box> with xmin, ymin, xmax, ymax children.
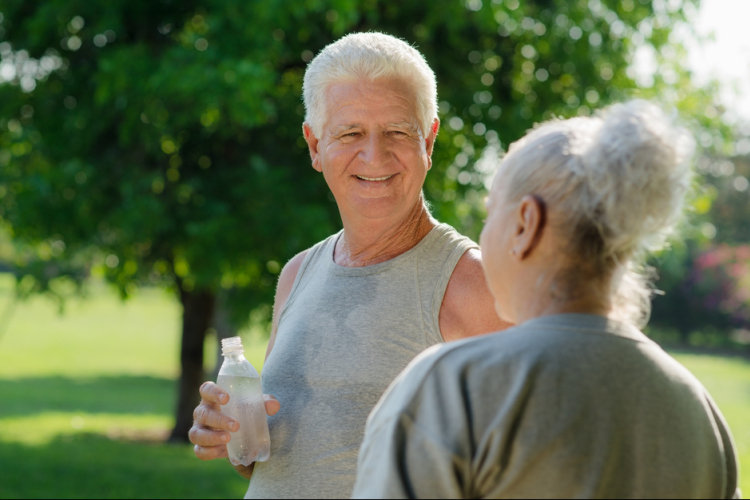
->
<box><xmin>356</xmin><ymin>175</ymin><xmax>394</xmax><ymax>181</ymax></box>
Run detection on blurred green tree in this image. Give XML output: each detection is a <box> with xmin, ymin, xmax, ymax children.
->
<box><xmin>0</xmin><ymin>0</ymin><xmax>722</xmax><ymax>440</ymax></box>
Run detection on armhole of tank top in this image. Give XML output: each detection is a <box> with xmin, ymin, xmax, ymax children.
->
<box><xmin>276</xmin><ymin>234</ymin><xmax>337</xmax><ymax>327</ymax></box>
<box><xmin>428</xmin><ymin>238</ymin><xmax>479</xmax><ymax>343</ymax></box>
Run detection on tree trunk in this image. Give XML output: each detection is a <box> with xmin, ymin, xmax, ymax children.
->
<box><xmin>168</xmin><ymin>286</ymin><xmax>216</xmax><ymax>443</ymax></box>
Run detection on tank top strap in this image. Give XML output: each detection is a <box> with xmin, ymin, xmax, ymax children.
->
<box><xmin>277</xmin><ymin>231</ymin><xmax>341</xmax><ymax>325</ymax></box>
<box><xmin>413</xmin><ymin>223</ymin><xmax>479</xmax><ymax>345</ymax></box>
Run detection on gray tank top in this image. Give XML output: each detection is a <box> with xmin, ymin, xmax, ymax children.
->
<box><xmin>244</xmin><ymin>223</ymin><xmax>477</xmax><ymax>499</ymax></box>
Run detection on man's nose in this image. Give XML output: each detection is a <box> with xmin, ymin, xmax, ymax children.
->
<box><xmin>359</xmin><ymin>133</ymin><xmax>391</xmax><ymax>168</ymax></box>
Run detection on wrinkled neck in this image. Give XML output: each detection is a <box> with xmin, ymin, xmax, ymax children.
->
<box><xmin>335</xmin><ymin>196</ymin><xmax>435</xmax><ymax>267</ymax></box>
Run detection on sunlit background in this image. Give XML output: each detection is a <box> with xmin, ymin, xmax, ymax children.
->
<box><xmin>0</xmin><ymin>0</ymin><xmax>748</xmax><ymax>497</ymax></box>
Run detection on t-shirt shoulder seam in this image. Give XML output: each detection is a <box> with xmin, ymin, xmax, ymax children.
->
<box><xmin>388</xmin><ymin>341</ymin><xmax>476</xmax><ymax>417</ymax></box>
<box><xmin>366</xmin><ymin>400</ymin><xmax>467</xmax><ymax>457</ymax></box>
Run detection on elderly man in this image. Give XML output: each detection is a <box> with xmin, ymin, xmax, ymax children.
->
<box><xmin>189</xmin><ymin>32</ymin><xmax>509</xmax><ymax>499</ymax></box>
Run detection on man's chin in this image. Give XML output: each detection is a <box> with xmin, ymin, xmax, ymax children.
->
<box><xmin>348</xmin><ymin>196</ymin><xmax>410</xmax><ymax>220</ymax></box>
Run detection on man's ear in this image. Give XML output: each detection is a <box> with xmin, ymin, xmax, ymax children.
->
<box><xmin>303</xmin><ymin>123</ymin><xmax>323</xmax><ymax>172</ymax></box>
<box><xmin>511</xmin><ymin>195</ymin><xmax>546</xmax><ymax>259</ymax></box>
<box><xmin>425</xmin><ymin>118</ymin><xmax>440</xmax><ymax>170</ymax></box>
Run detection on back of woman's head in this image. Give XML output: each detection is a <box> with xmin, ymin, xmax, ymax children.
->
<box><xmin>499</xmin><ymin>100</ymin><xmax>695</xmax><ymax>326</ymax></box>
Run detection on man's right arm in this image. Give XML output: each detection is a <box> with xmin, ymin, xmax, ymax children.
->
<box><xmin>189</xmin><ymin>250</ymin><xmax>309</xmax><ymax>479</ymax></box>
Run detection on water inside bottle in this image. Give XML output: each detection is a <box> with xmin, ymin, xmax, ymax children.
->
<box><xmin>217</xmin><ymin>374</ymin><xmax>271</xmax><ymax>465</ymax></box>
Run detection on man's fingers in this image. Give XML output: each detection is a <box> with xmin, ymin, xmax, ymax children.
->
<box><xmin>193</xmin><ymin>403</ymin><xmax>239</xmax><ymax>432</ymax></box>
<box><xmin>264</xmin><ymin>394</ymin><xmax>281</xmax><ymax>416</ymax></box>
<box><xmin>199</xmin><ymin>381</ymin><xmax>229</xmax><ymax>405</ymax></box>
<box><xmin>194</xmin><ymin>443</ymin><xmax>229</xmax><ymax>461</ymax></box>
<box><xmin>189</xmin><ymin>424</ymin><xmax>232</xmax><ymax>447</ymax></box>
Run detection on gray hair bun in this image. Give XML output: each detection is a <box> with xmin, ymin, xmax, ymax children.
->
<box><xmin>499</xmin><ymin>100</ymin><xmax>695</xmax><ymax>326</ymax></box>
<box><xmin>572</xmin><ymin>100</ymin><xmax>694</xmax><ymax>260</ymax></box>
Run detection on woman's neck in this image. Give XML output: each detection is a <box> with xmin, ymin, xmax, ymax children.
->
<box><xmin>334</xmin><ymin>198</ymin><xmax>436</xmax><ymax>267</ymax></box>
<box><xmin>512</xmin><ymin>264</ymin><xmax>612</xmax><ymax>324</ymax></box>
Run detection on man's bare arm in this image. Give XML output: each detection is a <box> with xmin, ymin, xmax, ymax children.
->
<box><xmin>228</xmin><ymin>249</ymin><xmax>309</xmax><ymax>479</ymax></box>
<box><xmin>191</xmin><ymin>251</ymin><xmax>309</xmax><ymax>479</ymax></box>
<box><xmin>439</xmin><ymin>248</ymin><xmax>513</xmax><ymax>342</ymax></box>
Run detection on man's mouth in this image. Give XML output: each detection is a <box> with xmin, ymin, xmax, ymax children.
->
<box><xmin>355</xmin><ymin>174</ymin><xmax>395</xmax><ymax>181</ymax></box>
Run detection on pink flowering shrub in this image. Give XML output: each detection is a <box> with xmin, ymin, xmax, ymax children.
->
<box><xmin>688</xmin><ymin>244</ymin><xmax>750</xmax><ymax>328</ymax></box>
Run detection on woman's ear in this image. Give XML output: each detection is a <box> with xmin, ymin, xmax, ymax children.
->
<box><xmin>303</xmin><ymin>123</ymin><xmax>323</xmax><ymax>172</ymax></box>
<box><xmin>511</xmin><ymin>195</ymin><xmax>546</xmax><ymax>259</ymax></box>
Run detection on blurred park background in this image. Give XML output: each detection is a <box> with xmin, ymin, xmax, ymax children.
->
<box><xmin>0</xmin><ymin>0</ymin><xmax>748</xmax><ymax>497</ymax></box>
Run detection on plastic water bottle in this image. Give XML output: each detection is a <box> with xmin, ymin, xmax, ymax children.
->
<box><xmin>217</xmin><ymin>336</ymin><xmax>271</xmax><ymax>465</ymax></box>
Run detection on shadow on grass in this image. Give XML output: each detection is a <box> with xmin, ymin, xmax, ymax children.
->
<box><xmin>1</xmin><ymin>376</ymin><xmax>177</xmax><ymax>417</ymax></box>
<box><xmin>0</xmin><ymin>433</ymin><xmax>248</xmax><ymax>499</ymax></box>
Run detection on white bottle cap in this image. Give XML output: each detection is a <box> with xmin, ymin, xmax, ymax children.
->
<box><xmin>221</xmin><ymin>336</ymin><xmax>244</xmax><ymax>356</ymax></box>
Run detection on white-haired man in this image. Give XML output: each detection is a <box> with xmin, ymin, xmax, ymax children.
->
<box><xmin>189</xmin><ymin>32</ymin><xmax>510</xmax><ymax>499</ymax></box>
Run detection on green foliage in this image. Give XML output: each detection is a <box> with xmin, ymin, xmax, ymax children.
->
<box><xmin>0</xmin><ymin>0</ymin><xmax>341</xmax><ymax>323</ymax></box>
<box><xmin>700</xmin><ymin>156</ymin><xmax>750</xmax><ymax>244</ymax></box>
<box><xmin>0</xmin><ymin>0</ymin><xmax>720</xmax><ymax>324</ymax></box>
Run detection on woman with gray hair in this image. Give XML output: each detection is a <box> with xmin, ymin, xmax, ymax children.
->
<box><xmin>353</xmin><ymin>101</ymin><xmax>741</xmax><ymax>498</ymax></box>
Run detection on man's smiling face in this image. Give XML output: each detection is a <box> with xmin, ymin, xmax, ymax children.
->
<box><xmin>305</xmin><ymin>78</ymin><xmax>438</xmax><ymax>222</ymax></box>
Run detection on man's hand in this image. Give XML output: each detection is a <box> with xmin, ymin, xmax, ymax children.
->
<box><xmin>190</xmin><ymin>381</ymin><xmax>281</xmax><ymax>461</ymax></box>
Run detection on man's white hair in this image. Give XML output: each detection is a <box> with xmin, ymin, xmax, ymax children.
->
<box><xmin>302</xmin><ymin>32</ymin><xmax>438</xmax><ymax>138</ymax></box>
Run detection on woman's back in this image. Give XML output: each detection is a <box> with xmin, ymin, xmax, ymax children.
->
<box><xmin>354</xmin><ymin>314</ymin><xmax>740</xmax><ymax>499</ymax></box>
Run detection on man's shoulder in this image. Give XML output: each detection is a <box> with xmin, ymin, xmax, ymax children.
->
<box><xmin>442</xmin><ymin>248</ymin><xmax>491</xmax><ymax>317</ymax></box>
<box><xmin>440</xmin><ymin>248</ymin><xmax>512</xmax><ymax>341</ymax></box>
<box><xmin>449</xmin><ymin>247</ymin><xmax>485</xmax><ymax>288</ymax></box>
<box><xmin>275</xmin><ymin>250</ymin><xmax>309</xmax><ymax>299</ymax></box>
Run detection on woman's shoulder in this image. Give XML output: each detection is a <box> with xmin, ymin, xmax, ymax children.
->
<box><xmin>378</xmin><ymin>314</ymin><xmax>704</xmax><ymax>412</ymax></box>
<box><xmin>367</xmin><ymin>331</ymin><xmax>533</xmax><ymax>422</ymax></box>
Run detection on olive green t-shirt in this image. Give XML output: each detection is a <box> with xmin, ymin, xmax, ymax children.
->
<box><xmin>354</xmin><ymin>314</ymin><xmax>741</xmax><ymax>499</ymax></box>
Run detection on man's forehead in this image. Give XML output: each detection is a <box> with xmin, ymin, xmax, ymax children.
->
<box><xmin>326</xmin><ymin>97</ymin><xmax>416</xmax><ymax>118</ymax></box>
<box><xmin>330</xmin><ymin>121</ymin><xmax>418</xmax><ymax>132</ymax></box>
<box><xmin>325</xmin><ymin>80</ymin><xmax>417</xmax><ymax>115</ymax></box>
<box><xmin>327</xmin><ymin>77</ymin><xmax>415</xmax><ymax>97</ymax></box>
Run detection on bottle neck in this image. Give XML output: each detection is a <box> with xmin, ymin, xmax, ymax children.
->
<box><xmin>223</xmin><ymin>350</ymin><xmax>245</xmax><ymax>361</ymax></box>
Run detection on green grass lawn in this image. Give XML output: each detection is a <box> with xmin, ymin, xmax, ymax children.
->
<box><xmin>0</xmin><ymin>274</ymin><xmax>748</xmax><ymax>497</ymax></box>
<box><xmin>0</xmin><ymin>275</ymin><xmax>268</xmax><ymax>499</ymax></box>
<box><xmin>672</xmin><ymin>352</ymin><xmax>750</xmax><ymax>495</ymax></box>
